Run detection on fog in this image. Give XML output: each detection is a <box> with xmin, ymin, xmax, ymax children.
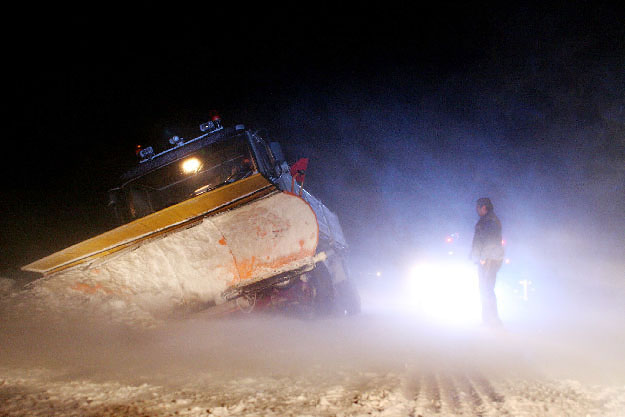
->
<box><xmin>2</xmin><ymin>31</ymin><xmax>623</xmax><ymax>395</ymax></box>
<box><xmin>261</xmin><ymin>48</ymin><xmax>625</xmax><ymax>352</ymax></box>
<box><xmin>2</xmin><ymin>296</ymin><xmax>625</xmax><ymax>403</ymax></box>
<box><xmin>1</xmin><ymin>8</ymin><xmax>623</xmax><ymax>415</ymax></box>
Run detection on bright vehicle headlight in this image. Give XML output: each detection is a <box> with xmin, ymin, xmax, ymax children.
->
<box><xmin>404</xmin><ymin>262</ymin><xmax>481</xmax><ymax>324</ymax></box>
<box><xmin>181</xmin><ymin>157</ymin><xmax>201</xmax><ymax>174</ymax></box>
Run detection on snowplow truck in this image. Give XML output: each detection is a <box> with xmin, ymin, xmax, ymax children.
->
<box><xmin>21</xmin><ymin>119</ymin><xmax>360</xmax><ymax>317</ymax></box>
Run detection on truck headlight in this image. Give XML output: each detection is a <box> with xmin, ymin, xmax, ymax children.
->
<box><xmin>181</xmin><ymin>157</ymin><xmax>201</xmax><ymax>174</ymax></box>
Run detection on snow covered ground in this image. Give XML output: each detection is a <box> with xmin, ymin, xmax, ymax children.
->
<box><xmin>2</xmin><ymin>280</ymin><xmax>625</xmax><ymax>417</ymax></box>
<box><xmin>2</xmin><ymin>362</ymin><xmax>623</xmax><ymax>417</ymax></box>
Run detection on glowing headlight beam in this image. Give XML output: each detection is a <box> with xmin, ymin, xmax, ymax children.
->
<box><xmin>404</xmin><ymin>262</ymin><xmax>481</xmax><ymax>324</ymax></box>
<box><xmin>181</xmin><ymin>157</ymin><xmax>201</xmax><ymax>174</ymax></box>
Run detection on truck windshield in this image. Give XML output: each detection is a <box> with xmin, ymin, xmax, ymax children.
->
<box><xmin>122</xmin><ymin>135</ymin><xmax>256</xmax><ymax>219</ymax></box>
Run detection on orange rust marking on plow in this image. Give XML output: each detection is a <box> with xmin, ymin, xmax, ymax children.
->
<box><xmin>234</xmin><ymin>246</ymin><xmax>315</xmax><ymax>282</ymax></box>
<box><xmin>218</xmin><ymin>237</ymin><xmax>227</xmax><ymax>245</ymax></box>
<box><xmin>224</xmin><ymin>191</ymin><xmax>320</xmax><ymax>288</ymax></box>
<box><xmin>236</xmin><ymin>256</ymin><xmax>257</xmax><ymax>280</ymax></box>
<box><xmin>282</xmin><ymin>191</ymin><xmax>320</xmax><ymax>258</ymax></box>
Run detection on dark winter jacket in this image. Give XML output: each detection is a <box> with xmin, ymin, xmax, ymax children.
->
<box><xmin>470</xmin><ymin>211</ymin><xmax>504</xmax><ymax>262</ymax></box>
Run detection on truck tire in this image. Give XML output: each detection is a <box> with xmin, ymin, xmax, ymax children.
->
<box><xmin>309</xmin><ymin>264</ymin><xmax>335</xmax><ymax>316</ymax></box>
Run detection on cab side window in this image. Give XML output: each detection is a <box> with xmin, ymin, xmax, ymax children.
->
<box><xmin>250</xmin><ymin>135</ymin><xmax>276</xmax><ymax>177</ymax></box>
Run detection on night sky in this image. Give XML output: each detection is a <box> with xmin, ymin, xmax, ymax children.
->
<box><xmin>3</xmin><ymin>4</ymin><xmax>624</xmax><ymax>280</ymax></box>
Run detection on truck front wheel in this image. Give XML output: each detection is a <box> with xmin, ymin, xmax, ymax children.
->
<box><xmin>308</xmin><ymin>264</ymin><xmax>335</xmax><ymax>316</ymax></box>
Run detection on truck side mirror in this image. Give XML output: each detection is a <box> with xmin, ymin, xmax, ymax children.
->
<box><xmin>269</xmin><ymin>142</ymin><xmax>285</xmax><ymax>164</ymax></box>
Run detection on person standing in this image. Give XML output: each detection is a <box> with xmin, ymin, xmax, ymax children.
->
<box><xmin>470</xmin><ymin>197</ymin><xmax>505</xmax><ymax>327</ymax></box>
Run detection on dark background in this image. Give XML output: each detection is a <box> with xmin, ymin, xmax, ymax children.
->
<box><xmin>2</xmin><ymin>4</ymin><xmax>624</xmax><ymax>287</ymax></box>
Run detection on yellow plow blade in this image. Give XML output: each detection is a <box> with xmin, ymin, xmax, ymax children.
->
<box><xmin>22</xmin><ymin>174</ymin><xmax>275</xmax><ymax>275</ymax></box>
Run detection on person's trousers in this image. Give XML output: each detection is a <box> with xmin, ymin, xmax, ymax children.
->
<box><xmin>478</xmin><ymin>259</ymin><xmax>503</xmax><ymax>325</ymax></box>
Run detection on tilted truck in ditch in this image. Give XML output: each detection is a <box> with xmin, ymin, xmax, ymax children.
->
<box><xmin>22</xmin><ymin>117</ymin><xmax>360</xmax><ymax>317</ymax></box>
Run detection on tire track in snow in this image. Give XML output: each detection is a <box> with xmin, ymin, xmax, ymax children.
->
<box><xmin>401</xmin><ymin>372</ymin><xmax>422</xmax><ymax>417</ymax></box>
<box><xmin>471</xmin><ymin>371</ymin><xmax>510</xmax><ymax>416</ymax></box>
<box><xmin>455</xmin><ymin>373</ymin><xmax>485</xmax><ymax>417</ymax></box>
<box><xmin>472</xmin><ymin>372</ymin><xmax>505</xmax><ymax>403</ymax></box>
<box><xmin>405</xmin><ymin>373</ymin><xmax>421</xmax><ymax>400</ymax></box>
<box><xmin>408</xmin><ymin>370</ymin><xmax>508</xmax><ymax>416</ymax></box>
<box><xmin>423</xmin><ymin>372</ymin><xmax>442</xmax><ymax>413</ymax></box>
<box><xmin>438</xmin><ymin>373</ymin><xmax>462</xmax><ymax>414</ymax></box>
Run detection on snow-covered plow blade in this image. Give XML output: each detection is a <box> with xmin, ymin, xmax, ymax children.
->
<box><xmin>20</xmin><ymin>121</ymin><xmax>358</xmax><ymax>318</ymax></box>
<box><xmin>22</xmin><ymin>176</ymin><xmax>320</xmax><ymax>314</ymax></box>
<box><xmin>23</xmin><ymin>174</ymin><xmax>276</xmax><ymax>276</ymax></box>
